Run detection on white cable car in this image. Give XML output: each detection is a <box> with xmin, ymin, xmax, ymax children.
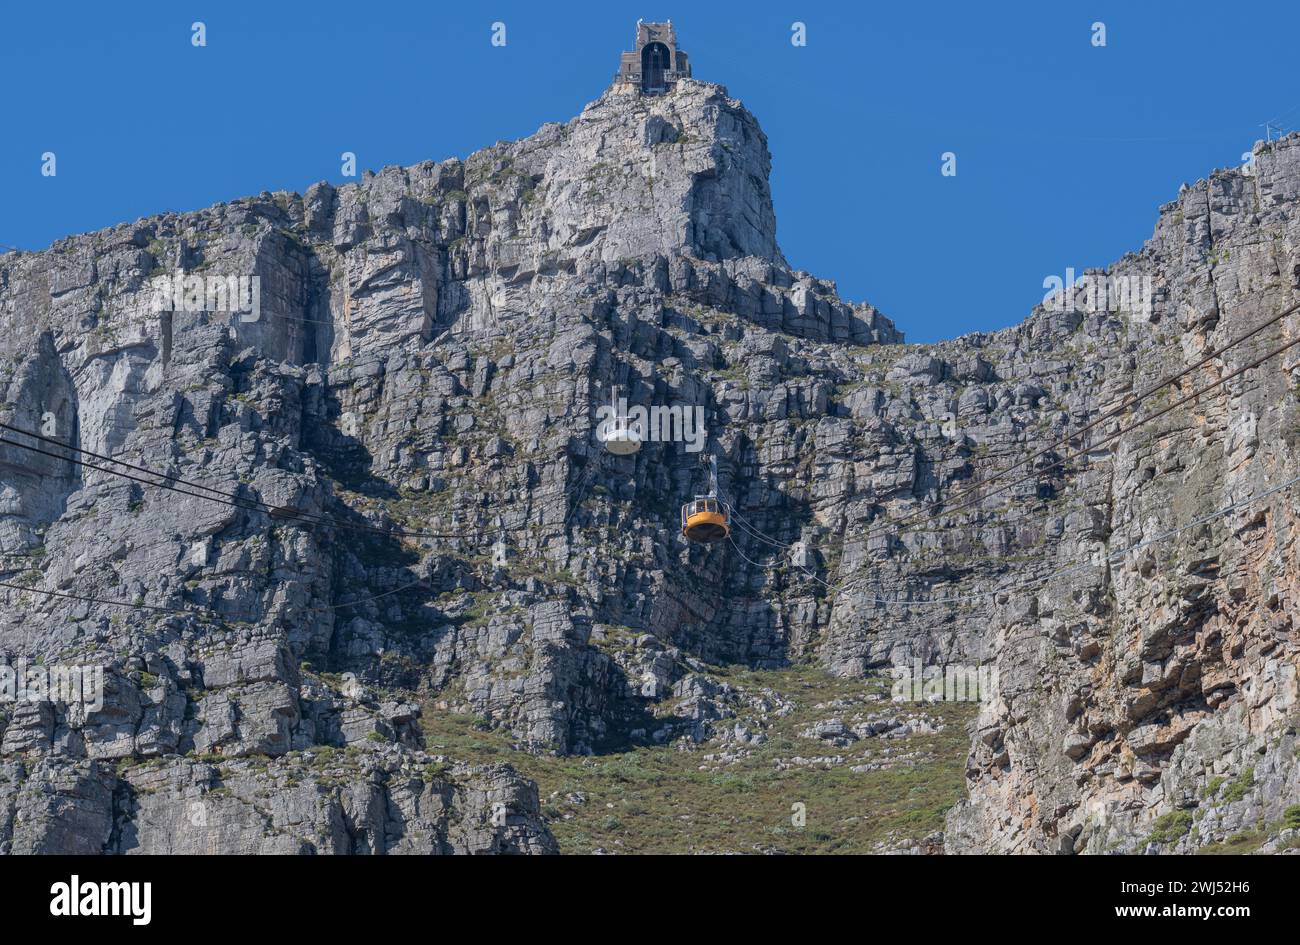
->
<box><xmin>599</xmin><ymin>385</ymin><xmax>643</xmax><ymax>455</ymax></box>
<box><xmin>601</xmin><ymin>414</ymin><xmax>643</xmax><ymax>455</ymax></box>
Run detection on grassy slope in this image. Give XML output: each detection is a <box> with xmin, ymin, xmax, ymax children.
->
<box><xmin>422</xmin><ymin>664</ymin><xmax>977</xmax><ymax>854</ymax></box>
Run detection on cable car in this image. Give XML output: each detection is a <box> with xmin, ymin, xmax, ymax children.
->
<box><xmin>681</xmin><ymin>456</ymin><xmax>729</xmax><ymax>542</ymax></box>
<box><xmin>599</xmin><ymin>385</ymin><xmax>643</xmax><ymax>455</ymax></box>
<box><xmin>681</xmin><ymin>496</ymin><xmax>729</xmax><ymax>542</ymax></box>
<box><xmin>600</xmin><ymin>414</ymin><xmax>642</xmax><ymax>455</ymax></box>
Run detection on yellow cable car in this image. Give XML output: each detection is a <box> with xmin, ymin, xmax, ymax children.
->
<box><xmin>681</xmin><ymin>496</ymin><xmax>729</xmax><ymax>542</ymax></box>
<box><xmin>681</xmin><ymin>457</ymin><xmax>729</xmax><ymax>542</ymax></box>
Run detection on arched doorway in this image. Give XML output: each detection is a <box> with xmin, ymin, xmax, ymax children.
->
<box><xmin>640</xmin><ymin>42</ymin><xmax>670</xmax><ymax>93</ymax></box>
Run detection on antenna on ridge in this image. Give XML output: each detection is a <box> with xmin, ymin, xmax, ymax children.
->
<box><xmin>1263</xmin><ymin>120</ymin><xmax>1287</xmax><ymax>142</ymax></box>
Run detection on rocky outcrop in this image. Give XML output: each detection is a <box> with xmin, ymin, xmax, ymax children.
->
<box><xmin>0</xmin><ymin>752</ymin><xmax>555</xmax><ymax>854</ymax></box>
<box><xmin>2</xmin><ymin>75</ymin><xmax>1299</xmax><ymax>854</ymax></box>
<box><xmin>946</xmin><ymin>137</ymin><xmax>1300</xmax><ymax>854</ymax></box>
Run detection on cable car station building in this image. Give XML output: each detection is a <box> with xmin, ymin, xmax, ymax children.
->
<box><xmin>614</xmin><ymin>20</ymin><xmax>692</xmax><ymax>94</ymax></box>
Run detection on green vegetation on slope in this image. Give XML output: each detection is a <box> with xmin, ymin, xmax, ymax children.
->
<box><xmin>423</xmin><ymin>664</ymin><xmax>977</xmax><ymax>854</ymax></box>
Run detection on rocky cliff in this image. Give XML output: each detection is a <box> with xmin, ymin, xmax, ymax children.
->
<box><xmin>1</xmin><ymin>77</ymin><xmax>1298</xmax><ymax>854</ymax></box>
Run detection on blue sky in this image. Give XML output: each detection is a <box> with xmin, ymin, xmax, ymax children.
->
<box><xmin>2</xmin><ymin>1</ymin><xmax>1296</xmax><ymax>342</ymax></box>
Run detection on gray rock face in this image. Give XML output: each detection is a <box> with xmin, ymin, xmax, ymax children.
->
<box><xmin>2</xmin><ymin>76</ymin><xmax>1299</xmax><ymax>854</ymax></box>
<box><xmin>0</xmin><ymin>753</ymin><xmax>555</xmax><ymax>855</ymax></box>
